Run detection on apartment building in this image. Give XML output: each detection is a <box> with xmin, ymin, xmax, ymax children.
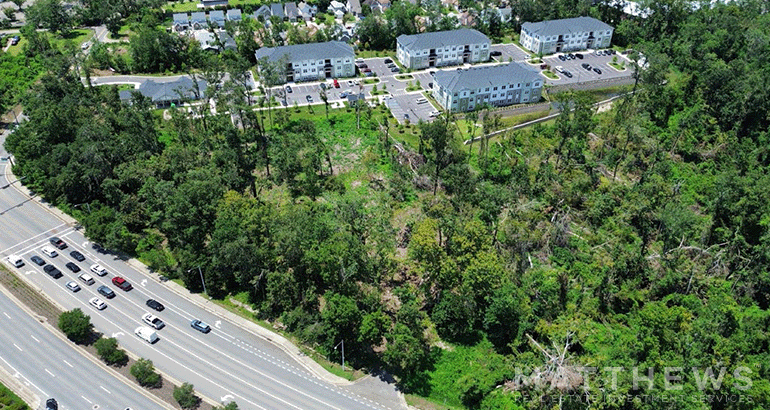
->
<box><xmin>520</xmin><ymin>16</ymin><xmax>614</xmax><ymax>55</ymax></box>
<box><xmin>396</xmin><ymin>29</ymin><xmax>490</xmax><ymax>69</ymax></box>
<box><xmin>255</xmin><ymin>41</ymin><xmax>355</xmax><ymax>83</ymax></box>
<box><xmin>432</xmin><ymin>63</ymin><xmax>543</xmax><ymax>112</ymax></box>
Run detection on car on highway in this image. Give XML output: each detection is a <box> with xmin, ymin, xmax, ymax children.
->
<box><xmin>98</xmin><ymin>285</ymin><xmax>115</xmax><ymax>299</ymax></box>
<box><xmin>146</xmin><ymin>299</ymin><xmax>165</xmax><ymax>311</ymax></box>
<box><xmin>65</xmin><ymin>262</ymin><xmax>80</xmax><ymax>272</ymax></box>
<box><xmin>135</xmin><ymin>326</ymin><xmax>159</xmax><ymax>343</ymax></box>
<box><xmin>78</xmin><ymin>273</ymin><xmax>95</xmax><ymax>285</ymax></box>
<box><xmin>43</xmin><ymin>265</ymin><xmax>63</xmax><ymax>279</ymax></box>
<box><xmin>41</xmin><ymin>246</ymin><xmax>58</xmax><ymax>258</ymax></box>
<box><xmin>46</xmin><ymin>398</ymin><xmax>57</xmax><ymax>410</ymax></box>
<box><xmin>30</xmin><ymin>255</ymin><xmax>45</xmax><ymax>266</ymax></box>
<box><xmin>143</xmin><ymin>313</ymin><xmax>165</xmax><ymax>330</ymax></box>
<box><xmin>49</xmin><ymin>237</ymin><xmax>67</xmax><ymax>249</ymax></box>
<box><xmin>191</xmin><ymin>319</ymin><xmax>211</xmax><ymax>333</ymax></box>
<box><xmin>593</xmin><ymin>67</ymin><xmax>602</xmax><ymax>74</ymax></box>
<box><xmin>89</xmin><ymin>297</ymin><xmax>107</xmax><ymax>310</ymax></box>
<box><xmin>65</xmin><ymin>281</ymin><xmax>81</xmax><ymax>292</ymax></box>
<box><xmin>90</xmin><ymin>263</ymin><xmax>108</xmax><ymax>276</ymax></box>
<box><xmin>112</xmin><ymin>276</ymin><xmax>132</xmax><ymax>291</ymax></box>
<box><xmin>69</xmin><ymin>250</ymin><xmax>85</xmax><ymax>261</ymax></box>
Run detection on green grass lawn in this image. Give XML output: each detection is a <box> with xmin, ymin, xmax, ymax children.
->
<box><xmin>356</xmin><ymin>49</ymin><xmax>395</xmax><ymax>59</ymax></box>
<box><xmin>5</xmin><ymin>29</ymin><xmax>93</xmax><ymax>56</ymax></box>
<box><xmin>609</xmin><ymin>62</ymin><xmax>627</xmax><ymax>71</ymax></box>
<box><xmin>542</xmin><ymin>70</ymin><xmax>558</xmax><ymax>79</ymax></box>
<box><xmin>395</xmin><ymin>74</ymin><xmax>414</xmax><ymax>81</ymax></box>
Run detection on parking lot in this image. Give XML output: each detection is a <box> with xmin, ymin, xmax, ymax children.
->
<box><xmin>490</xmin><ymin>43</ymin><xmax>531</xmax><ymax>63</ymax></box>
<box><xmin>543</xmin><ymin>50</ymin><xmax>633</xmax><ymax>85</ymax></box>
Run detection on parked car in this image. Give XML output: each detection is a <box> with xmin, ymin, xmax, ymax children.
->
<box><xmin>362</xmin><ymin>68</ymin><xmax>372</xmax><ymax>73</ymax></box>
<box><xmin>46</xmin><ymin>398</ymin><xmax>57</xmax><ymax>410</ymax></box>
<box><xmin>320</xmin><ymin>83</ymin><xmax>327</xmax><ymax>90</ymax></box>
<box><xmin>555</xmin><ymin>66</ymin><xmax>564</xmax><ymax>73</ymax></box>
<box><xmin>490</xmin><ymin>50</ymin><xmax>502</xmax><ymax>56</ymax></box>
<box><xmin>540</xmin><ymin>63</ymin><xmax>548</xmax><ymax>70</ymax></box>
<box><xmin>98</xmin><ymin>285</ymin><xmax>115</xmax><ymax>299</ymax></box>
<box><xmin>593</xmin><ymin>67</ymin><xmax>602</xmax><ymax>74</ymax></box>
<box><xmin>575</xmin><ymin>53</ymin><xmax>584</xmax><ymax>59</ymax></box>
<box><xmin>43</xmin><ymin>265</ymin><xmax>63</xmax><ymax>279</ymax></box>
<box><xmin>49</xmin><ymin>237</ymin><xmax>67</xmax><ymax>249</ymax></box>
<box><xmin>70</xmin><ymin>250</ymin><xmax>85</xmax><ymax>262</ymax></box>
<box><xmin>191</xmin><ymin>319</ymin><xmax>211</xmax><ymax>333</ymax></box>
<box><xmin>558</xmin><ymin>55</ymin><xmax>566</xmax><ymax>61</ymax></box>
<box><xmin>333</xmin><ymin>79</ymin><xmax>340</xmax><ymax>88</ymax></box>
<box><xmin>581</xmin><ymin>63</ymin><xmax>591</xmax><ymax>69</ymax></box>
<box><xmin>30</xmin><ymin>255</ymin><xmax>45</xmax><ymax>266</ymax></box>
<box><xmin>429</xmin><ymin>110</ymin><xmax>440</xmax><ymax>117</ymax></box>
<box><xmin>112</xmin><ymin>276</ymin><xmax>132</xmax><ymax>291</ymax></box>
<box><xmin>89</xmin><ymin>297</ymin><xmax>107</xmax><ymax>310</ymax></box>
<box><xmin>146</xmin><ymin>299</ymin><xmax>165</xmax><ymax>311</ymax></box>
<box><xmin>65</xmin><ymin>262</ymin><xmax>80</xmax><ymax>273</ymax></box>
<box><xmin>568</xmin><ymin>53</ymin><xmax>575</xmax><ymax>59</ymax></box>
<box><xmin>390</xmin><ymin>67</ymin><xmax>400</xmax><ymax>73</ymax></box>
<box><xmin>11</xmin><ymin>36</ymin><xmax>19</xmax><ymax>45</ymax></box>
<box><xmin>41</xmin><ymin>246</ymin><xmax>58</xmax><ymax>258</ymax></box>
<box><xmin>65</xmin><ymin>281</ymin><xmax>81</xmax><ymax>292</ymax></box>
<box><xmin>383</xmin><ymin>58</ymin><xmax>392</xmax><ymax>64</ymax></box>
<box><xmin>563</xmin><ymin>71</ymin><xmax>573</xmax><ymax>78</ymax></box>
<box><xmin>285</xmin><ymin>85</ymin><xmax>292</xmax><ymax>93</ymax></box>
<box><xmin>142</xmin><ymin>313</ymin><xmax>165</xmax><ymax>330</ymax></box>
<box><xmin>357</xmin><ymin>63</ymin><xmax>368</xmax><ymax>69</ymax></box>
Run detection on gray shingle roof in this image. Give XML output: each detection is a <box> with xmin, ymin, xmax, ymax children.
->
<box><xmin>285</xmin><ymin>2</ymin><xmax>300</xmax><ymax>17</ymax></box>
<box><xmin>120</xmin><ymin>77</ymin><xmax>207</xmax><ymax>103</ymax></box>
<box><xmin>521</xmin><ymin>16</ymin><xmax>613</xmax><ymax>37</ymax></box>
<box><xmin>227</xmin><ymin>9</ymin><xmax>242</xmax><ymax>20</ymax></box>
<box><xmin>255</xmin><ymin>41</ymin><xmax>354</xmax><ymax>63</ymax></box>
<box><xmin>433</xmin><ymin>63</ymin><xmax>540</xmax><ymax>93</ymax></box>
<box><xmin>397</xmin><ymin>29</ymin><xmax>489</xmax><ymax>51</ymax></box>
<box><xmin>209</xmin><ymin>10</ymin><xmax>225</xmax><ymax>23</ymax></box>
<box><xmin>348</xmin><ymin>0</ymin><xmax>362</xmax><ymax>14</ymax></box>
<box><xmin>271</xmin><ymin>3</ymin><xmax>285</xmax><ymax>18</ymax></box>
<box><xmin>173</xmin><ymin>13</ymin><xmax>189</xmax><ymax>25</ymax></box>
<box><xmin>191</xmin><ymin>11</ymin><xmax>206</xmax><ymax>23</ymax></box>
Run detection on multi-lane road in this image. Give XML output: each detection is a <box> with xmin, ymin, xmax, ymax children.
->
<box><xmin>0</xmin><ymin>129</ymin><xmax>403</xmax><ymax>409</ymax></box>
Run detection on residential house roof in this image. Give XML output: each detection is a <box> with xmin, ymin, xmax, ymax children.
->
<box><xmin>397</xmin><ymin>29</ymin><xmax>489</xmax><ymax>50</ymax></box>
<box><xmin>285</xmin><ymin>2</ymin><xmax>300</xmax><ymax>19</ymax></box>
<box><xmin>227</xmin><ymin>8</ymin><xmax>242</xmax><ymax>21</ymax></box>
<box><xmin>497</xmin><ymin>7</ymin><xmax>511</xmax><ymax>21</ymax></box>
<box><xmin>347</xmin><ymin>0</ymin><xmax>362</xmax><ymax>14</ymax></box>
<box><xmin>194</xmin><ymin>30</ymin><xmax>218</xmax><ymax>51</ymax></box>
<box><xmin>521</xmin><ymin>16</ymin><xmax>614</xmax><ymax>37</ymax></box>
<box><xmin>209</xmin><ymin>10</ymin><xmax>226</xmax><ymax>26</ymax></box>
<box><xmin>191</xmin><ymin>11</ymin><xmax>207</xmax><ymax>23</ymax></box>
<box><xmin>200</xmin><ymin>0</ymin><xmax>228</xmax><ymax>6</ymax></box>
<box><xmin>173</xmin><ymin>13</ymin><xmax>189</xmax><ymax>25</ymax></box>
<box><xmin>271</xmin><ymin>3</ymin><xmax>285</xmax><ymax>18</ymax></box>
<box><xmin>219</xmin><ymin>31</ymin><xmax>237</xmax><ymax>50</ymax></box>
<box><xmin>255</xmin><ymin>4</ymin><xmax>272</xmax><ymax>19</ymax></box>
<box><xmin>119</xmin><ymin>77</ymin><xmax>208</xmax><ymax>103</ymax></box>
<box><xmin>329</xmin><ymin>0</ymin><xmax>346</xmax><ymax>11</ymax></box>
<box><xmin>255</xmin><ymin>40</ymin><xmax>354</xmax><ymax>63</ymax></box>
<box><xmin>433</xmin><ymin>63</ymin><xmax>540</xmax><ymax>94</ymax></box>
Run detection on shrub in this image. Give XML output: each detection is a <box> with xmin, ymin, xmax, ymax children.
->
<box><xmin>131</xmin><ymin>358</ymin><xmax>162</xmax><ymax>388</ymax></box>
<box><xmin>94</xmin><ymin>337</ymin><xmax>129</xmax><ymax>366</ymax></box>
<box><xmin>58</xmin><ymin>309</ymin><xmax>93</xmax><ymax>344</ymax></box>
<box><xmin>174</xmin><ymin>383</ymin><xmax>199</xmax><ymax>409</ymax></box>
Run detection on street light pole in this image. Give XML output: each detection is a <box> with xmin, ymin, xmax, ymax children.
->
<box><xmin>188</xmin><ymin>266</ymin><xmax>207</xmax><ymax>295</ymax></box>
<box><xmin>335</xmin><ymin>339</ymin><xmax>345</xmax><ymax>372</ymax></box>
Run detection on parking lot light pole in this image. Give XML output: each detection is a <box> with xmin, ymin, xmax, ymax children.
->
<box><xmin>188</xmin><ymin>266</ymin><xmax>207</xmax><ymax>295</ymax></box>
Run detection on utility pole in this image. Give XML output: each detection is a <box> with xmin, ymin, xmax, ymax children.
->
<box><xmin>188</xmin><ymin>267</ymin><xmax>207</xmax><ymax>295</ymax></box>
<box><xmin>335</xmin><ymin>340</ymin><xmax>345</xmax><ymax>372</ymax></box>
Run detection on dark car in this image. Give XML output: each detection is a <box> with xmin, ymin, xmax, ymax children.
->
<box><xmin>320</xmin><ymin>83</ymin><xmax>327</xmax><ymax>90</ymax></box>
<box><xmin>11</xmin><ymin>36</ymin><xmax>20</xmax><ymax>45</ymax></box>
<box><xmin>390</xmin><ymin>67</ymin><xmax>400</xmax><ymax>73</ymax></box>
<box><xmin>92</xmin><ymin>242</ymin><xmax>104</xmax><ymax>252</ymax></box>
<box><xmin>575</xmin><ymin>53</ymin><xmax>584</xmax><ymax>59</ymax></box>
<box><xmin>593</xmin><ymin>67</ymin><xmax>602</xmax><ymax>74</ymax></box>
<box><xmin>306</xmin><ymin>95</ymin><xmax>313</xmax><ymax>102</ymax></box>
<box><xmin>30</xmin><ymin>255</ymin><xmax>45</xmax><ymax>266</ymax></box>
<box><xmin>65</xmin><ymin>262</ymin><xmax>81</xmax><ymax>273</ymax></box>
<box><xmin>44</xmin><ymin>265</ymin><xmax>63</xmax><ymax>279</ymax></box>
<box><xmin>558</xmin><ymin>55</ymin><xmax>566</xmax><ymax>61</ymax></box>
<box><xmin>383</xmin><ymin>58</ymin><xmax>392</xmax><ymax>64</ymax></box>
<box><xmin>70</xmin><ymin>250</ymin><xmax>85</xmax><ymax>262</ymax></box>
<box><xmin>46</xmin><ymin>398</ymin><xmax>58</xmax><ymax>410</ymax></box>
<box><xmin>49</xmin><ymin>237</ymin><xmax>67</xmax><ymax>250</ymax></box>
<box><xmin>563</xmin><ymin>71</ymin><xmax>573</xmax><ymax>78</ymax></box>
<box><xmin>568</xmin><ymin>53</ymin><xmax>575</xmax><ymax>59</ymax></box>
<box><xmin>285</xmin><ymin>85</ymin><xmax>292</xmax><ymax>93</ymax></box>
<box><xmin>191</xmin><ymin>319</ymin><xmax>211</xmax><ymax>333</ymax></box>
<box><xmin>98</xmin><ymin>285</ymin><xmax>115</xmax><ymax>298</ymax></box>
<box><xmin>112</xmin><ymin>276</ymin><xmax>133</xmax><ymax>291</ymax></box>
<box><xmin>147</xmin><ymin>299</ymin><xmax>165</xmax><ymax>311</ymax></box>
<box><xmin>581</xmin><ymin>63</ymin><xmax>590</xmax><ymax>69</ymax></box>
<box><xmin>490</xmin><ymin>50</ymin><xmax>502</xmax><ymax>56</ymax></box>
<box><xmin>428</xmin><ymin>82</ymin><xmax>433</xmax><ymax>88</ymax></box>
<box><xmin>358</xmin><ymin>63</ymin><xmax>368</xmax><ymax>69</ymax></box>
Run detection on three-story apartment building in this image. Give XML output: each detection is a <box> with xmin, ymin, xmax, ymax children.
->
<box><xmin>432</xmin><ymin>63</ymin><xmax>543</xmax><ymax>112</ymax></box>
<box><xmin>396</xmin><ymin>29</ymin><xmax>490</xmax><ymax>69</ymax></box>
<box><xmin>255</xmin><ymin>41</ymin><xmax>355</xmax><ymax>83</ymax></box>
<box><xmin>520</xmin><ymin>16</ymin><xmax>613</xmax><ymax>55</ymax></box>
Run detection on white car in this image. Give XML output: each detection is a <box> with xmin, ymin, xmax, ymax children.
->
<box><xmin>555</xmin><ymin>65</ymin><xmax>564</xmax><ymax>73</ymax></box>
<box><xmin>429</xmin><ymin>110</ymin><xmax>440</xmax><ymax>117</ymax></box>
<box><xmin>41</xmin><ymin>246</ymin><xmax>58</xmax><ymax>258</ymax></box>
<box><xmin>65</xmin><ymin>281</ymin><xmax>81</xmax><ymax>292</ymax></box>
<box><xmin>90</xmin><ymin>264</ymin><xmax>108</xmax><ymax>276</ymax></box>
<box><xmin>142</xmin><ymin>313</ymin><xmax>165</xmax><ymax>330</ymax></box>
<box><xmin>89</xmin><ymin>297</ymin><xmax>107</xmax><ymax>310</ymax></box>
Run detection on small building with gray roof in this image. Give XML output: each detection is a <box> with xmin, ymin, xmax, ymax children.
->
<box><xmin>209</xmin><ymin>10</ymin><xmax>226</xmax><ymax>27</ymax></box>
<box><xmin>255</xmin><ymin>41</ymin><xmax>355</xmax><ymax>83</ymax></box>
<box><xmin>270</xmin><ymin>3</ymin><xmax>285</xmax><ymax>19</ymax></box>
<box><xmin>119</xmin><ymin>77</ymin><xmax>208</xmax><ymax>108</ymax></box>
<box><xmin>432</xmin><ymin>63</ymin><xmax>543</xmax><ymax>112</ymax></box>
<box><xmin>520</xmin><ymin>16</ymin><xmax>613</xmax><ymax>55</ymax></box>
<box><xmin>396</xmin><ymin>29</ymin><xmax>490</xmax><ymax>69</ymax></box>
<box><xmin>190</xmin><ymin>11</ymin><xmax>207</xmax><ymax>29</ymax></box>
<box><xmin>227</xmin><ymin>8</ymin><xmax>242</xmax><ymax>22</ymax></box>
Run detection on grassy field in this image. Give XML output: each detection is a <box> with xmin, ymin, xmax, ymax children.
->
<box><xmin>164</xmin><ymin>0</ymin><xmax>269</xmax><ymax>12</ymax></box>
<box><xmin>6</xmin><ymin>29</ymin><xmax>93</xmax><ymax>56</ymax></box>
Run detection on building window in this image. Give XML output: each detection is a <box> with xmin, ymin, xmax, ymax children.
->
<box><xmin>485</xmin><ymin>88</ymin><xmax>489</xmax><ymax>92</ymax></box>
<box><xmin>526</xmin><ymin>83</ymin><xmax>530</xmax><ymax>87</ymax></box>
<box><xmin>492</xmin><ymin>94</ymin><xmax>496</xmax><ymax>98</ymax></box>
<box><xmin>493</xmin><ymin>87</ymin><xmax>498</xmax><ymax>91</ymax></box>
<box><xmin>501</xmin><ymin>85</ymin><xmax>506</xmax><ymax>90</ymax></box>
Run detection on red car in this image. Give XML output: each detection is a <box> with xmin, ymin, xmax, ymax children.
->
<box><xmin>112</xmin><ymin>276</ymin><xmax>133</xmax><ymax>291</ymax></box>
<box><xmin>333</xmin><ymin>78</ymin><xmax>340</xmax><ymax>88</ymax></box>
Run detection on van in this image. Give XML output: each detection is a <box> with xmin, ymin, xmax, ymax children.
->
<box><xmin>416</xmin><ymin>98</ymin><xmax>428</xmax><ymax>104</ymax></box>
<box><xmin>6</xmin><ymin>255</ymin><xmax>23</xmax><ymax>268</ymax></box>
<box><xmin>78</xmin><ymin>273</ymin><xmax>95</xmax><ymax>285</ymax></box>
<box><xmin>135</xmin><ymin>326</ymin><xmax>159</xmax><ymax>344</ymax></box>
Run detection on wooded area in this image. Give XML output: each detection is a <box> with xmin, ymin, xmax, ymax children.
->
<box><xmin>5</xmin><ymin>0</ymin><xmax>770</xmax><ymax>409</ymax></box>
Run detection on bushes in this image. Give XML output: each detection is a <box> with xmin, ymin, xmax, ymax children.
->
<box><xmin>174</xmin><ymin>383</ymin><xmax>199</xmax><ymax>409</ymax></box>
<box><xmin>58</xmin><ymin>309</ymin><xmax>93</xmax><ymax>344</ymax></box>
<box><xmin>131</xmin><ymin>358</ymin><xmax>162</xmax><ymax>388</ymax></box>
<box><xmin>94</xmin><ymin>337</ymin><xmax>128</xmax><ymax>366</ymax></box>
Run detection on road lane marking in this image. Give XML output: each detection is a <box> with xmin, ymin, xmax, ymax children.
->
<box><xmin>12</xmin><ymin>343</ymin><xmax>21</xmax><ymax>351</ymax></box>
<box><xmin>100</xmin><ymin>385</ymin><xmax>111</xmax><ymax>394</ymax></box>
<box><xmin>81</xmin><ymin>395</ymin><xmax>92</xmax><ymax>403</ymax></box>
<box><xmin>30</xmin><ymin>335</ymin><xmax>39</xmax><ymax>343</ymax></box>
<box><xmin>3</xmin><ymin>312</ymin><xmax>9</xmax><ymax>319</ymax></box>
<box><xmin>45</xmin><ymin>368</ymin><xmax>54</xmax><ymax>377</ymax></box>
<box><xmin>62</xmin><ymin>360</ymin><xmax>73</xmax><ymax>368</ymax></box>
<box><xmin>0</xmin><ymin>355</ymin><xmax>46</xmax><ymax>397</ymax></box>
